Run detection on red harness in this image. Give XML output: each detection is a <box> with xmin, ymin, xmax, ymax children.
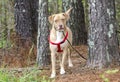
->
<box><xmin>49</xmin><ymin>32</ymin><xmax>68</xmax><ymax>52</ymax></box>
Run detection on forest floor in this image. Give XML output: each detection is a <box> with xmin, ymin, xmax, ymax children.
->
<box><xmin>0</xmin><ymin>45</ymin><xmax>120</xmax><ymax>82</ymax></box>
<box><xmin>40</xmin><ymin>45</ymin><xmax>120</xmax><ymax>82</ymax></box>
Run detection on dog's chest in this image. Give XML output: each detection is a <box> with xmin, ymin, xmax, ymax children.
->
<box><xmin>50</xmin><ymin>31</ymin><xmax>68</xmax><ymax>51</ymax></box>
<box><xmin>55</xmin><ymin>32</ymin><xmax>63</xmax><ymax>43</ymax></box>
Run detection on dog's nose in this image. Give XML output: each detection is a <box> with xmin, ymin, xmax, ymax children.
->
<box><xmin>59</xmin><ymin>25</ymin><xmax>63</xmax><ymax>28</ymax></box>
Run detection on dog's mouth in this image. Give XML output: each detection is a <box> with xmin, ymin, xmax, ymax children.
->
<box><xmin>58</xmin><ymin>25</ymin><xmax>64</xmax><ymax>30</ymax></box>
<box><xmin>59</xmin><ymin>27</ymin><xmax>64</xmax><ymax>30</ymax></box>
<box><xmin>57</xmin><ymin>27</ymin><xmax>64</xmax><ymax>31</ymax></box>
<box><xmin>54</xmin><ymin>25</ymin><xmax>65</xmax><ymax>31</ymax></box>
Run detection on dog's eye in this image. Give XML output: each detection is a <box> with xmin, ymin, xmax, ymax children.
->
<box><xmin>62</xmin><ymin>13</ymin><xmax>65</xmax><ymax>16</ymax></box>
<box><xmin>55</xmin><ymin>20</ymin><xmax>58</xmax><ymax>22</ymax></box>
<box><xmin>61</xmin><ymin>19</ymin><xmax>65</xmax><ymax>21</ymax></box>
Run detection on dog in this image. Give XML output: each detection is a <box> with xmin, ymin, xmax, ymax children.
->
<box><xmin>48</xmin><ymin>8</ymin><xmax>73</xmax><ymax>78</ymax></box>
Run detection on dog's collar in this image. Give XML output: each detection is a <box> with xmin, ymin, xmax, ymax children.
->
<box><xmin>49</xmin><ymin>32</ymin><xmax>68</xmax><ymax>52</ymax></box>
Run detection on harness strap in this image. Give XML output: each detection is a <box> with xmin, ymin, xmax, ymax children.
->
<box><xmin>57</xmin><ymin>44</ymin><xmax>63</xmax><ymax>52</ymax></box>
<box><xmin>49</xmin><ymin>32</ymin><xmax>68</xmax><ymax>52</ymax></box>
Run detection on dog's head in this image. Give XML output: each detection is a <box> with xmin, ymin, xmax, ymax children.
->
<box><xmin>48</xmin><ymin>8</ymin><xmax>72</xmax><ymax>31</ymax></box>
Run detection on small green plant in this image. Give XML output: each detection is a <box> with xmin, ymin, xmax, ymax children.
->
<box><xmin>0</xmin><ymin>69</ymin><xmax>51</xmax><ymax>82</ymax></box>
<box><xmin>0</xmin><ymin>71</ymin><xmax>18</xmax><ymax>82</ymax></box>
<box><xmin>100</xmin><ymin>69</ymin><xmax>119</xmax><ymax>82</ymax></box>
<box><xmin>0</xmin><ymin>40</ymin><xmax>6</xmax><ymax>48</ymax></box>
<box><xmin>100</xmin><ymin>74</ymin><xmax>109</xmax><ymax>82</ymax></box>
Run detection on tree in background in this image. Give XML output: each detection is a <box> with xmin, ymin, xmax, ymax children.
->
<box><xmin>116</xmin><ymin>0</ymin><xmax>120</xmax><ymax>42</ymax></box>
<box><xmin>14</xmin><ymin>0</ymin><xmax>38</xmax><ymax>40</ymax></box>
<box><xmin>48</xmin><ymin>0</ymin><xmax>62</xmax><ymax>14</ymax></box>
<box><xmin>87</xmin><ymin>0</ymin><xmax>120</xmax><ymax>68</ymax></box>
<box><xmin>37</xmin><ymin>0</ymin><xmax>50</xmax><ymax>66</ymax></box>
<box><xmin>14</xmin><ymin>0</ymin><xmax>38</xmax><ymax>67</ymax></box>
<box><xmin>0</xmin><ymin>0</ymin><xmax>14</xmax><ymax>49</ymax></box>
<box><xmin>62</xmin><ymin>0</ymin><xmax>87</xmax><ymax>45</ymax></box>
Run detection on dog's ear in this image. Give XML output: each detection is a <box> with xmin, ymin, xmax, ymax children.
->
<box><xmin>48</xmin><ymin>15</ymin><xmax>55</xmax><ymax>24</ymax></box>
<box><xmin>65</xmin><ymin>7</ymin><xmax>73</xmax><ymax>15</ymax></box>
<box><xmin>64</xmin><ymin>7</ymin><xmax>73</xmax><ymax>20</ymax></box>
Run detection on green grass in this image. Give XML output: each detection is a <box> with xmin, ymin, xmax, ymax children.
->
<box><xmin>100</xmin><ymin>69</ymin><xmax>119</xmax><ymax>82</ymax></box>
<box><xmin>0</xmin><ymin>69</ymin><xmax>52</xmax><ymax>82</ymax></box>
<box><xmin>0</xmin><ymin>40</ymin><xmax>6</xmax><ymax>48</ymax></box>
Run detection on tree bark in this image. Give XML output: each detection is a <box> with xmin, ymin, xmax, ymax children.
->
<box><xmin>62</xmin><ymin>0</ymin><xmax>87</xmax><ymax>45</ymax></box>
<box><xmin>87</xmin><ymin>0</ymin><xmax>120</xmax><ymax>68</ymax></box>
<box><xmin>14</xmin><ymin>0</ymin><xmax>32</xmax><ymax>38</ymax></box>
<box><xmin>37</xmin><ymin>0</ymin><xmax>50</xmax><ymax>66</ymax></box>
<box><xmin>14</xmin><ymin>0</ymin><xmax>38</xmax><ymax>40</ymax></box>
<box><xmin>30</xmin><ymin>0</ymin><xmax>39</xmax><ymax>43</ymax></box>
<box><xmin>14</xmin><ymin>0</ymin><xmax>38</xmax><ymax>67</ymax></box>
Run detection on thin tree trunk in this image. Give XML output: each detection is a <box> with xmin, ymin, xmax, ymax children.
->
<box><xmin>37</xmin><ymin>0</ymin><xmax>50</xmax><ymax>66</ymax></box>
<box><xmin>30</xmin><ymin>0</ymin><xmax>39</xmax><ymax>44</ymax></box>
<box><xmin>62</xmin><ymin>0</ymin><xmax>87</xmax><ymax>45</ymax></box>
<box><xmin>87</xmin><ymin>0</ymin><xmax>120</xmax><ymax>68</ymax></box>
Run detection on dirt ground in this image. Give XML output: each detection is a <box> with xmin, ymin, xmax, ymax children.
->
<box><xmin>40</xmin><ymin>45</ymin><xmax>120</xmax><ymax>82</ymax></box>
<box><xmin>0</xmin><ymin>45</ymin><xmax>120</xmax><ymax>82</ymax></box>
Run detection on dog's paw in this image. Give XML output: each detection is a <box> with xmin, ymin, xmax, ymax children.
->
<box><xmin>69</xmin><ymin>63</ymin><xmax>73</xmax><ymax>67</ymax></box>
<box><xmin>50</xmin><ymin>73</ymin><xmax>56</xmax><ymax>78</ymax></box>
<box><xmin>60</xmin><ymin>68</ymin><xmax>65</xmax><ymax>75</ymax></box>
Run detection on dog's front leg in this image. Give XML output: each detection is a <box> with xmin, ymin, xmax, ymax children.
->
<box><xmin>50</xmin><ymin>52</ymin><xmax>56</xmax><ymax>78</ymax></box>
<box><xmin>60</xmin><ymin>50</ymin><xmax>67</xmax><ymax>75</ymax></box>
<box><xmin>68</xmin><ymin>48</ymin><xmax>73</xmax><ymax>67</ymax></box>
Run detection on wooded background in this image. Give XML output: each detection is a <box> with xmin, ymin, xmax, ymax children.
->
<box><xmin>0</xmin><ymin>0</ymin><xmax>120</xmax><ymax>68</ymax></box>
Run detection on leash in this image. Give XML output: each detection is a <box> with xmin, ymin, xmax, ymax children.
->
<box><xmin>62</xmin><ymin>32</ymin><xmax>87</xmax><ymax>60</ymax></box>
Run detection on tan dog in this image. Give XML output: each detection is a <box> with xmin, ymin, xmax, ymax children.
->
<box><xmin>48</xmin><ymin>8</ymin><xmax>73</xmax><ymax>78</ymax></box>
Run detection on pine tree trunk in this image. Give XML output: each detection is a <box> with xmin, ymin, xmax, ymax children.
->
<box><xmin>62</xmin><ymin>0</ymin><xmax>87</xmax><ymax>45</ymax></box>
<box><xmin>14</xmin><ymin>0</ymin><xmax>38</xmax><ymax>40</ymax></box>
<box><xmin>37</xmin><ymin>0</ymin><xmax>50</xmax><ymax>66</ymax></box>
<box><xmin>14</xmin><ymin>0</ymin><xmax>32</xmax><ymax>38</ymax></box>
<box><xmin>14</xmin><ymin>0</ymin><xmax>38</xmax><ymax>66</ymax></box>
<box><xmin>30</xmin><ymin>0</ymin><xmax>39</xmax><ymax>43</ymax></box>
<box><xmin>87</xmin><ymin>0</ymin><xmax>120</xmax><ymax>68</ymax></box>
